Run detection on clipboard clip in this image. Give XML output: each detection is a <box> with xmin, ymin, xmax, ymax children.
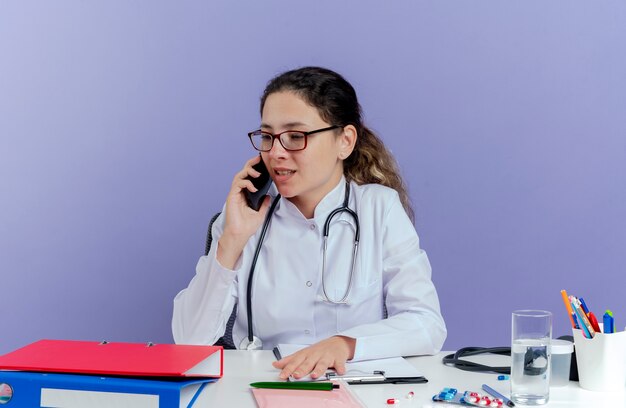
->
<box><xmin>326</xmin><ymin>369</ymin><xmax>428</xmax><ymax>385</ymax></box>
<box><xmin>326</xmin><ymin>370</ymin><xmax>386</xmax><ymax>383</ymax></box>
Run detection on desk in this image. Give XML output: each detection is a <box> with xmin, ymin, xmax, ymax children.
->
<box><xmin>193</xmin><ymin>350</ymin><xmax>623</xmax><ymax>407</ymax></box>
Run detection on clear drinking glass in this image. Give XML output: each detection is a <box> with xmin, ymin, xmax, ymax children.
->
<box><xmin>511</xmin><ymin>310</ymin><xmax>552</xmax><ymax>405</ymax></box>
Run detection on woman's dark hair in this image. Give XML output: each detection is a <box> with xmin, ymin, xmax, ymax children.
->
<box><xmin>260</xmin><ymin>66</ymin><xmax>414</xmax><ymax>222</ymax></box>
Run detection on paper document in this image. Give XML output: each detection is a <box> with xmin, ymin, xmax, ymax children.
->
<box><xmin>276</xmin><ymin>344</ymin><xmax>425</xmax><ymax>383</ymax></box>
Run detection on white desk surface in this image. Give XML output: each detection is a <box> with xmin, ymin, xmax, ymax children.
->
<box><xmin>194</xmin><ymin>350</ymin><xmax>624</xmax><ymax>407</ymax></box>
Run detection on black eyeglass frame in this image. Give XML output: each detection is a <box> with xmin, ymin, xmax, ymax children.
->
<box><xmin>247</xmin><ymin>125</ymin><xmax>341</xmax><ymax>152</ymax></box>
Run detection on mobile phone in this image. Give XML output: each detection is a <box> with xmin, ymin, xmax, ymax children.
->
<box><xmin>244</xmin><ymin>157</ymin><xmax>272</xmax><ymax>211</ymax></box>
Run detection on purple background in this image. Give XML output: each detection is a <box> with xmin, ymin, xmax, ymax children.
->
<box><xmin>1</xmin><ymin>1</ymin><xmax>625</xmax><ymax>355</ymax></box>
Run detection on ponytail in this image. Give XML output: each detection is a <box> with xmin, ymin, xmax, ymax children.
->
<box><xmin>344</xmin><ymin>126</ymin><xmax>415</xmax><ymax>223</ymax></box>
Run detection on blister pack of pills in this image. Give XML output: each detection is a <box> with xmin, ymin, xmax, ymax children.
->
<box><xmin>432</xmin><ymin>388</ymin><xmax>503</xmax><ymax>407</ymax></box>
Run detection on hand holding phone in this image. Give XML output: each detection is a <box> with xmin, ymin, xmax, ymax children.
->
<box><xmin>244</xmin><ymin>157</ymin><xmax>272</xmax><ymax>211</ymax></box>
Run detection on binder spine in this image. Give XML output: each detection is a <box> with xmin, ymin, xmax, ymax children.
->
<box><xmin>0</xmin><ymin>372</ymin><xmax>44</xmax><ymax>407</ymax></box>
<box><xmin>0</xmin><ymin>371</ymin><xmax>182</xmax><ymax>408</ymax></box>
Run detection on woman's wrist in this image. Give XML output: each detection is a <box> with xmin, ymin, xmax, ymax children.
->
<box><xmin>333</xmin><ymin>335</ymin><xmax>356</xmax><ymax>360</ymax></box>
<box><xmin>216</xmin><ymin>233</ymin><xmax>247</xmax><ymax>270</ymax></box>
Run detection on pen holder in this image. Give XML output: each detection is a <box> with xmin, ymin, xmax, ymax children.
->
<box><xmin>572</xmin><ymin>328</ymin><xmax>626</xmax><ymax>392</ymax></box>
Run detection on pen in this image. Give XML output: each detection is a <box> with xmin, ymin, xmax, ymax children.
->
<box><xmin>587</xmin><ymin>312</ymin><xmax>601</xmax><ymax>333</ymax></box>
<box><xmin>482</xmin><ymin>384</ymin><xmax>514</xmax><ymax>407</ymax></box>
<box><xmin>603</xmin><ymin>310</ymin><xmax>615</xmax><ymax>334</ymax></box>
<box><xmin>560</xmin><ymin>290</ymin><xmax>577</xmax><ymax>329</ymax></box>
<box><xmin>571</xmin><ymin>312</ymin><xmax>579</xmax><ymax>329</ymax></box>
<box><xmin>571</xmin><ymin>297</ymin><xmax>595</xmax><ymax>338</ymax></box>
<box><xmin>578</xmin><ymin>297</ymin><xmax>590</xmax><ymax>316</ymax></box>
<box><xmin>574</xmin><ymin>307</ymin><xmax>591</xmax><ymax>338</ymax></box>
<box><xmin>572</xmin><ymin>302</ymin><xmax>594</xmax><ymax>338</ymax></box>
<box><xmin>250</xmin><ymin>381</ymin><xmax>339</xmax><ymax>391</ymax></box>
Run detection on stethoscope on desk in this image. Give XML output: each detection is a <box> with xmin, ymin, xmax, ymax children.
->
<box><xmin>239</xmin><ymin>181</ymin><xmax>360</xmax><ymax>350</ymax></box>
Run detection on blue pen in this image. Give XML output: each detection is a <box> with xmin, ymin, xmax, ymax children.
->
<box><xmin>579</xmin><ymin>297</ymin><xmax>590</xmax><ymax>315</ymax></box>
<box><xmin>482</xmin><ymin>384</ymin><xmax>515</xmax><ymax>407</ymax></box>
<box><xmin>603</xmin><ymin>310</ymin><xmax>615</xmax><ymax>334</ymax></box>
<box><xmin>573</xmin><ymin>305</ymin><xmax>592</xmax><ymax>338</ymax></box>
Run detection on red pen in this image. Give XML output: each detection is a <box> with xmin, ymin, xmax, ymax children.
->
<box><xmin>588</xmin><ymin>312</ymin><xmax>601</xmax><ymax>333</ymax></box>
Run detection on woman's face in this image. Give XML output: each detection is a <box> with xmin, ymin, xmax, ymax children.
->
<box><xmin>260</xmin><ymin>91</ymin><xmax>354</xmax><ymax>216</ymax></box>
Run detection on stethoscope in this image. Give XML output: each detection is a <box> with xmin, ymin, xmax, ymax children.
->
<box><xmin>239</xmin><ymin>181</ymin><xmax>360</xmax><ymax>350</ymax></box>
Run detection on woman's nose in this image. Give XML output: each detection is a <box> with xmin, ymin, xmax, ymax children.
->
<box><xmin>267</xmin><ymin>136</ymin><xmax>288</xmax><ymax>159</ymax></box>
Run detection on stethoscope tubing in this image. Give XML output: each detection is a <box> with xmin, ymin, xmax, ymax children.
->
<box><xmin>245</xmin><ymin>195</ymin><xmax>281</xmax><ymax>343</ymax></box>
<box><xmin>320</xmin><ymin>186</ymin><xmax>359</xmax><ymax>304</ymax></box>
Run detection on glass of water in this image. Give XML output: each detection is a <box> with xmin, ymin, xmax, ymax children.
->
<box><xmin>511</xmin><ymin>310</ymin><xmax>552</xmax><ymax>406</ymax></box>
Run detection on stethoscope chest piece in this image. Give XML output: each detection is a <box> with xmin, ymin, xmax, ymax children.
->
<box><xmin>239</xmin><ymin>335</ymin><xmax>263</xmax><ymax>350</ymax></box>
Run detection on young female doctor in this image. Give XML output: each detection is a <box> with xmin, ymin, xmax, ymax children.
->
<box><xmin>172</xmin><ymin>66</ymin><xmax>446</xmax><ymax>380</ymax></box>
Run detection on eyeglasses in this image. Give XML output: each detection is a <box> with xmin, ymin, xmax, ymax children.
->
<box><xmin>247</xmin><ymin>125</ymin><xmax>340</xmax><ymax>152</ymax></box>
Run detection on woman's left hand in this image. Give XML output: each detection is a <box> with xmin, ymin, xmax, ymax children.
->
<box><xmin>272</xmin><ymin>336</ymin><xmax>356</xmax><ymax>380</ymax></box>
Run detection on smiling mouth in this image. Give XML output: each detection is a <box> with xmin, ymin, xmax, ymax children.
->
<box><xmin>275</xmin><ymin>170</ymin><xmax>295</xmax><ymax>176</ymax></box>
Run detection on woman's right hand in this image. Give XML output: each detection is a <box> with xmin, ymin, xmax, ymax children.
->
<box><xmin>216</xmin><ymin>155</ymin><xmax>272</xmax><ymax>269</ymax></box>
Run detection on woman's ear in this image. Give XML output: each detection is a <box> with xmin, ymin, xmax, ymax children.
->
<box><xmin>338</xmin><ymin>125</ymin><xmax>357</xmax><ymax>159</ymax></box>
